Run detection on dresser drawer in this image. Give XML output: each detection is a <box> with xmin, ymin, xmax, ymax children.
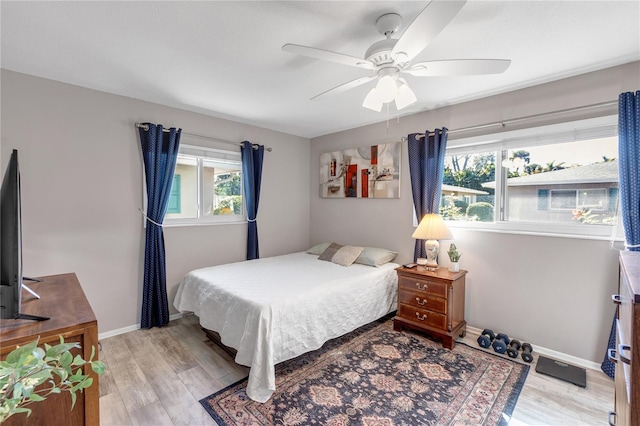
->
<box><xmin>398</xmin><ymin>275</ymin><xmax>447</xmax><ymax>298</ymax></box>
<box><xmin>398</xmin><ymin>304</ymin><xmax>447</xmax><ymax>330</ymax></box>
<box><xmin>398</xmin><ymin>289</ymin><xmax>446</xmax><ymax>314</ymax></box>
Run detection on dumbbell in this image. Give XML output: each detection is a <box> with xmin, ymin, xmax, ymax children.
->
<box><xmin>506</xmin><ymin>339</ymin><xmax>521</xmax><ymax>358</ymax></box>
<box><xmin>492</xmin><ymin>333</ymin><xmax>510</xmax><ymax>354</ymax></box>
<box><xmin>477</xmin><ymin>329</ymin><xmax>495</xmax><ymax>348</ymax></box>
<box><xmin>521</xmin><ymin>342</ymin><xmax>534</xmax><ymax>363</ymax></box>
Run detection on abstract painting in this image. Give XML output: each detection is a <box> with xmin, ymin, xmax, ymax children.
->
<box><xmin>320</xmin><ymin>142</ymin><xmax>401</xmax><ymax>198</ymax></box>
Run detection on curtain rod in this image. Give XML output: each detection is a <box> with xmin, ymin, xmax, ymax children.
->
<box><xmin>135</xmin><ymin>123</ymin><xmax>272</xmax><ymax>152</ymax></box>
<box><xmin>407</xmin><ymin>99</ymin><xmax>618</xmax><ymax>140</ymax></box>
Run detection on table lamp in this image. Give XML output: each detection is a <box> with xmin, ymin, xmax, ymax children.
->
<box><xmin>412</xmin><ymin>213</ymin><xmax>453</xmax><ymax>270</ymax></box>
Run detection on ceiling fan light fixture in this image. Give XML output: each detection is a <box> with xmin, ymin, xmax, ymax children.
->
<box><xmin>363</xmin><ymin>87</ymin><xmax>384</xmax><ymax>112</ymax></box>
<box><xmin>284</xmin><ymin>4</ymin><xmax>512</xmax><ymax>113</ymax></box>
<box><xmin>376</xmin><ymin>74</ymin><xmax>398</xmax><ymax>103</ymax></box>
<box><xmin>395</xmin><ymin>81</ymin><xmax>417</xmax><ymax>110</ymax></box>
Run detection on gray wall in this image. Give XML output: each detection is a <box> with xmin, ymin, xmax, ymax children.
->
<box><xmin>1</xmin><ymin>70</ymin><xmax>311</xmax><ymax>333</ymax></box>
<box><xmin>310</xmin><ymin>61</ymin><xmax>640</xmax><ymax>363</ymax></box>
<box><xmin>2</xmin><ymin>61</ymin><xmax>638</xmax><ymax>364</ymax></box>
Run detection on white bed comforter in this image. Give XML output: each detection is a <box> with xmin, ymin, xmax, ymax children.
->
<box><xmin>173</xmin><ymin>252</ymin><xmax>398</xmax><ymax>402</ymax></box>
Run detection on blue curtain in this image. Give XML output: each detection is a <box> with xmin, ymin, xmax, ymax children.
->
<box><xmin>408</xmin><ymin>129</ymin><xmax>448</xmax><ymax>261</ymax></box>
<box><xmin>241</xmin><ymin>141</ymin><xmax>264</xmax><ymax>260</ymax></box>
<box><xmin>618</xmin><ymin>91</ymin><xmax>640</xmax><ymax>251</ymax></box>
<box><xmin>601</xmin><ymin>91</ymin><xmax>640</xmax><ymax>378</ymax></box>
<box><xmin>138</xmin><ymin>123</ymin><xmax>181</xmax><ymax>328</ymax></box>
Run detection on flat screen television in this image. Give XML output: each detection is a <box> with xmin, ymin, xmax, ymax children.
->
<box><xmin>1</xmin><ymin>149</ymin><xmax>48</xmax><ymax>321</ymax></box>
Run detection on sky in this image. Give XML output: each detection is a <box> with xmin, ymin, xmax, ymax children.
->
<box><xmin>510</xmin><ymin>136</ymin><xmax>617</xmax><ymax>167</ymax></box>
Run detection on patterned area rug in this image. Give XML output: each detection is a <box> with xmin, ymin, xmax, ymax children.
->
<box><xmin>200</xmin><ymin>318</ymin><xmax>529</xmax><ymax>425</ymax></box>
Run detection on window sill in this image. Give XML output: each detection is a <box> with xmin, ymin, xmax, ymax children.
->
<box><xmin>445</xmin><ymin>220</ymin><xmax>622</xmax><ymax>242</ymax></box>
<box><xmin>162</xmin><ymin>219</ymin><xmax>247</xmax><ymax>228</ymax></box>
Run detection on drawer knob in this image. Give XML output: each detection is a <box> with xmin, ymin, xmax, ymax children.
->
<box><xmin>607</xmin><ymin>348</ymin><xmax>617</xmax><ymax>364</ymax></box>
<box><xmin>416</xmin><ymin>312</ymin><xmax>427</xmax><ymax>321</ymax></box>
<box><xmin>416</xmin><ymin>282</ymin><xmax>428</xmax><ymax>291</ymax></box>
<box><xmin>608</xmin><ymin>411</ymin><xmax>617</xmax><ymax>426</ymax></box>
<box><xmin>611</xmin><ymin>294</ymin><xmax>621</xmax><ymax>305</ymax></box>
<box><xmin>416</xmin><ymin>297</ymin><xmax>428</xmax><ymax>306</ymax></box>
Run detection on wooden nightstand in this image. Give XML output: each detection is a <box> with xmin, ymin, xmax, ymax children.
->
<box><xmin>393</xmin><ymin>266</ymin><xmax>467</xmax><ymax>349</ymax></box>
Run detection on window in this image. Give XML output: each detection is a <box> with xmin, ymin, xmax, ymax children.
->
<box><xmin>163</xmin><ymin>144</ymin><xmax>244</xmax><ymax>225</ymax></box>
<box><xmin>441</xmin><ymin>151</ymin><xmax>496</xmax><ymax>222</ymax></box>
<box><xmin>546</xmin><ymin>188</ymin><xmax>608</xmax><ymax>211</ymax></box>
<box><xmin>441</xmin><ymin>116</ymin><xmax>619</xmax><ymax>237</ymax></box>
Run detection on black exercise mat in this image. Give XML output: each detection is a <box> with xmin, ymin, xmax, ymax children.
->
<box><xmin>535</xmin><ymin>355</ymin><xmax>586</xmax><ymax>387</ymax></box>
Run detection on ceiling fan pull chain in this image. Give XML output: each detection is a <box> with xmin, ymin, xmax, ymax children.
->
<box><xmin>386</xmin><ymin>103</ymin><xmax>390</xmax><ymax>133</ymax></box>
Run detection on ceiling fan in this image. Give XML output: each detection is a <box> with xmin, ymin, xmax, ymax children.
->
<box><xmin>282</xmin><ymin>0</ymin><xmax>511</xmax><ymax>112</ymax></box>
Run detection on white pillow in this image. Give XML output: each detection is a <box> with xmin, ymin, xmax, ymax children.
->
<box><xmin>355</xmin><ymin>247</ymin><xmax>398</xmax><ymax>267</ymax></box>
<box><xmin>306</xmin><ymin>242</ymin><xmax>331</xmax><ymax>255</ymax></box>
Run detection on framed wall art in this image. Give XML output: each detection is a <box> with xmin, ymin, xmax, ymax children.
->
<box><xmin>320</xmin><ymin>142</ymin><xmax>401</xmax><ymax>198</ymax></box>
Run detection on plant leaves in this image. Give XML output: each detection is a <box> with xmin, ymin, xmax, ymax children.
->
<box><xmin>1</xmin><ymin>339</ymin><xmax>104</xmax><ymax>422</ymax></box>
<box><xmin>5</xmin><ymin>339</ymin><xmax>39</xmax><ymax>365</ymax></box>
<box><xmin>69</xmin><ymin>390</ymin><xmax>77</xmax><ymax>409</ymax></box>
<box><xmin>59</xmin><ymin>351</ymin><xmax>73</xmax><ymax>368</ymax></box>
<box><xmin>91</xmin><ymin>360</ymin><xmax>105</xmax><ymax>375</ymax></box>
<box><xmin>45</xmin><ymin>342</ymin><xmax>80</xmax><ymax>359</ymax></box>
<box><xmin>12</xmin><ymin>406</ymin><xmax>32</xmax><ymax>417</ymax></box>
<box><xmin>71</xmin><ymin>354</ymin><xmax>86</xmax><ymax>367</ymax></box>
<box><xmin>24</xmin><ymin>369</ymin><xmax>54</xmax><ymax>388</ymax></box>
<box><xmin>52</xmin><ymin>367</ymin><xmax>69</xmax><ymax>381</ymax></box>
<box><xmin>28</xmin><ymin>393</ymin><xmax>46</xmax><ymax>402</ymax></box>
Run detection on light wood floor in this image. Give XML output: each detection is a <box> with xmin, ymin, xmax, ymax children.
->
<box><xmin>99</xmin><ymin>315</ymin><xmax>614</xmax><ymax>425</ymax></box>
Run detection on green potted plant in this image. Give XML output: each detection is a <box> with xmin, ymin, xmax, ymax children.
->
<box><xmin>447</xmin><ymin>243</ymin><xmax>462</xmax><ymax>272</ymax></box>
<box><xmin>0</xmin><ymin>336</ymin><xmax>105</xmax><ymax>422</ymax></box>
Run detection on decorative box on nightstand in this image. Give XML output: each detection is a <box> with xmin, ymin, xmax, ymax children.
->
<box><xmin>393</xmin><ymin>265</ymin><xmax>467</xmax><ymax>349</ymax></box>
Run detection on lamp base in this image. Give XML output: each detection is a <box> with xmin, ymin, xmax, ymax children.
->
<box><xmin>425</xmin><ymin>239</ymin><xmax>440</xmax><ymax>269</ymax></box>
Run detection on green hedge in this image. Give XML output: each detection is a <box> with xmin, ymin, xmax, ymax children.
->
<box><xmin>466</xmin><ymin>202</ymin><xmax>494</xmax><ymax>222</ymax></box>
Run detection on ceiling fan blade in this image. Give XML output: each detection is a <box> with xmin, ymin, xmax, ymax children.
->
<box><xmin>392</xmin><ymin>0</ymin><xmax>467</xmax><ymax>60</ymax></box>
<box><xmin>311</xmin><ymin>75</ymin><xmax>377</xmax><ymax>101</ymax></box>
<box><xmin>282</xmin><ymin>43</ymin><xmax>375</xmax><ymax>70</ymax></box>
<box><xmin>404</xmin><ymin>59</ymin><xmax>511</xmax><ymax>76</ymax></box>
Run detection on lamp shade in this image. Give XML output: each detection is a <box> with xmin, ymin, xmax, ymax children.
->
<box><xmin>412</xmin><ymin>213</ymin><xmax>453</xmax><ymax>240</ymax></box>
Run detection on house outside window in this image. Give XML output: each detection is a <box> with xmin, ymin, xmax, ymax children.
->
<box><xmin>166</xmin><ymin>174</ymin><xmax>181</xmax><ymax>214</ymax></box>
<box><xmin>163</xmin><ymin>144</ymin><xmax>244</xmax><ymax>225</ymax></box>
<box><xmin>440</xmin><ymin>116</ymin><xmax>619</xmax><ymax>238</ymax></box>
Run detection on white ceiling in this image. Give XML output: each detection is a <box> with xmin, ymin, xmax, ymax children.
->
<box><xmin>2</xmin><ymin>1</ymin><xmax>639</xmax><ymax>139</ymax></box>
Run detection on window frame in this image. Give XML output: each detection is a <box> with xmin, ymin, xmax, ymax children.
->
<box><xmin>157</xmin><ymin>143</ymin><xmax>245</xmax><ymax>227</ymax></box>
<box><xmin>442</xmin><ymin>115</ymin><xmax>620</xmax><ymax>240</ymax></box>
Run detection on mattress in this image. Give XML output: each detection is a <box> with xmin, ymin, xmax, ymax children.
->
<box><xmin>173</xmin><ymin>251</ymin><xmax>399</xmax><ymax>402</ymax></box>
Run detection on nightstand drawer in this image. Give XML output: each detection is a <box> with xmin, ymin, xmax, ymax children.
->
<box><xmin>398</xmin><ymin>304</ymin><xmax>446</xmax><ymax>329</ymax></box>
<box><xmin>398</xmin><ymin>289</ymin><xmax>446</xmax><ymax>314</ymax></box>
<box><xmin>398</xmin><ymin>275</ymin><xmax>447</xmax><ymax>298</ymax></box>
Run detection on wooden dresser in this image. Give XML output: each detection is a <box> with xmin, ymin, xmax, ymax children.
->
<box><xmin>0</xmin><ymin>273</ymin><xmax>99</xmax><ymax>426</ymax></box>
<box><xmin>393</xmin><ymin>266</ymin><xmax>466</xmax><ymax>349</ymax></box>
<box><xmin>610</xmin><ymin>251</ymin><xmax>640</xmax><ymax>426</ymax></box>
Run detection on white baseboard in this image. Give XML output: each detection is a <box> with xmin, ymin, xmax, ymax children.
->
<box><xmin>98</xmin><ymin>313</ymin><xmax>183</xmax><ymax>340</ymax></box>
<box><xmin>464</xmin><ymin>325</ymin><xmax>601</xmax><ymax>371</ymax></box>
<box><xmin>98</xmin><ymin>316</ymin><xmax>601</xmax><ymax>371</ymax></box>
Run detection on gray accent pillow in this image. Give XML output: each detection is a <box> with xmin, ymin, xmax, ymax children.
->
<box><xmin>331</xmin><ymin>245</ymin><xmax>364</xmax><ymax>266</ymax></box>
<box><xmin>318</xmin><ymin>242</ymin><xmax>343</xmax><ymax>261</ymax></box>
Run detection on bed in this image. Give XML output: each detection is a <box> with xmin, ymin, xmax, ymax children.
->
<box><xmin>173</xmin><ymin>248</ymin><xmax>399</xmax><ymax>403</ymax></box>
